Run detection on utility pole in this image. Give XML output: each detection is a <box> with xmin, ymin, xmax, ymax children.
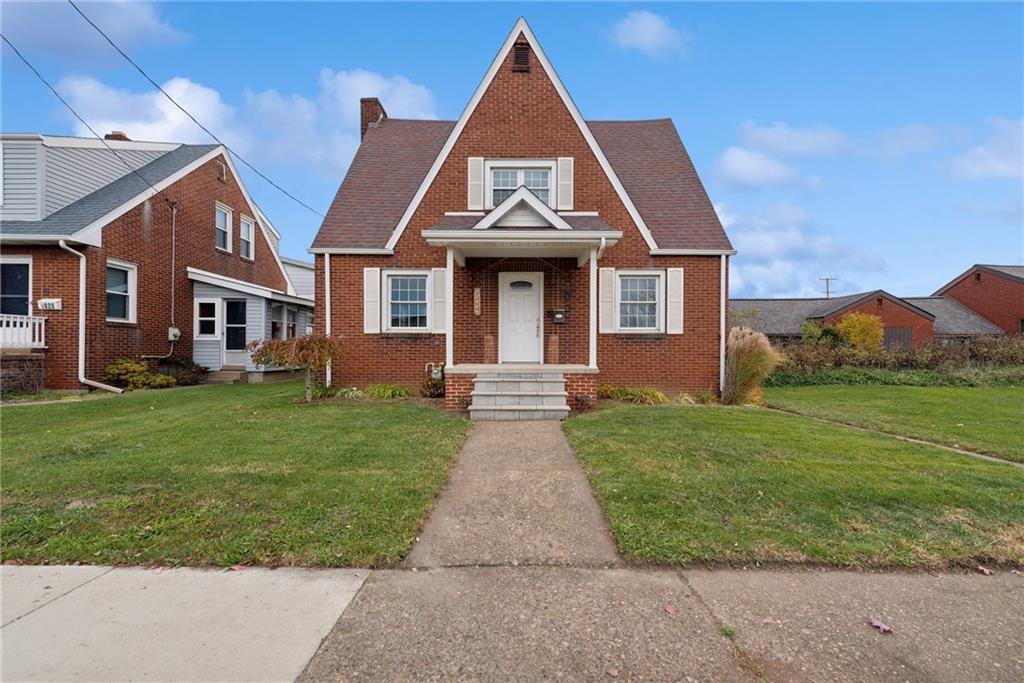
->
<box><xmin>819</xmin><ymin>276</ymin><xmax>837</xmax><ymax>299</ymax></box>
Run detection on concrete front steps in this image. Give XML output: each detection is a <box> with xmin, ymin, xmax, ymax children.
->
<box><xmin>468</xmin><ymin>372</ymin><xmax>569</xmax><ymax>421</ymax></box>
<box><xmin>205</xmin><ymin>367</ymin><xmax>246</xmax><ymax>385</ymax></box>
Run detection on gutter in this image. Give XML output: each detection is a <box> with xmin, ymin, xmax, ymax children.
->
<box><xmin>58</xmin><ymin>240</ymin><xmax>123</xmax><ymax>394</ymax></box>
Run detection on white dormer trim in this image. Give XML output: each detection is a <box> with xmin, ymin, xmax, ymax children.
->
<box><xmin>474</xmin><ymin>186</ymin><xmax>573</xmax><ymax>230</ymax></box>
<box><xmin>382</xmin><ymin>17</ymin><xmax>659</xmax><ymax>252</ymax></box>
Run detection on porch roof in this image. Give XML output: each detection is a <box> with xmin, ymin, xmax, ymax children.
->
<box><xmin>427</xmin><ymin>213</ymin><xmax>619</xmax><ymax>232</ymax></box>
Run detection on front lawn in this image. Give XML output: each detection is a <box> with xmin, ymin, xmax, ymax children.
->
<box><xmin>564</xmin><ymin>404</ymin><xmax>1024</xmax><ymax>568</ymax></box>
<box><xmin>765</xmin><ymin>385</ymin><xmax>1024</xmax><ymax>462</ymax></box>
<box><xmin>1</xmin><ymin>383</ymin><xmax>470</xmax><ymax>568</ymax></box>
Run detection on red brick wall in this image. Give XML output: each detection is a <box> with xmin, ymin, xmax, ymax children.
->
<box><xmin>444</xmin><ymin>374</ymin><xmax>474</xmax><ymax>410</ymax></box>
<box><xmin>316</xmin><ymin>32</ymin><xmax>725</xmax><ymax>397</ymax></box>
<box><xmin>942</xmin><ymin>270</ymin><xmax>1024</xmax><ymax>337</ymax></box>
<box><xmin>826</xmin><ymin>296</ymin><xmax>934</xmax><ymax>349</ymax></box>
<box><xmin>5</xmin><ymin>153</ymin><xmax>289</xmax><ymax>389</ymax></box>
<box><xmin>565</xmin><ymin>373</ymin><xmax>597</xmax><ymax>410</ymax></box>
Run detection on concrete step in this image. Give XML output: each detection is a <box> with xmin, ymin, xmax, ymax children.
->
<box><xmin>468</xmin><ymin>405</ymin><xmax>570</xmax><ymax>421</ymax></box>
<box><xmin>470</xmin><ymin>391</ymin><xmax>568</xmax><ymax>407</ymax></box>
<box><xmin>206</xmin><ymin>370</ymin><xmax>246</xmax><ymax>385</ymax></box>
<box><xmin>472</xmin><ymin>379</ymin><xmax>565</xmax><ymax>393</ymax></box>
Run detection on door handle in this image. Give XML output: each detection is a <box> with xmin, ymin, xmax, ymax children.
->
<box><xmin>536</xmin><ymin>318</ymin><xmax>540</xmax><ymax>337</ymax></box>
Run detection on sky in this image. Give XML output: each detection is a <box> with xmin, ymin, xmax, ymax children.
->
<box><xmin>2</xmin><ymin>1</ymin><xmax>1022</xmax><ymax>298</ymax></box>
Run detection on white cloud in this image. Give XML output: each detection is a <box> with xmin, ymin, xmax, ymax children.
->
<box><xmin>716</xmin><ymin>147</ymin><xmax>822</xmax><ymax>189</ymax></box>
<box><xmin>721</xmin><ymin>201</ymin><xmax>884</xmax><ymax>297</ymax></box>
<box><xmin>57</xmin><ymin>69</ymin><xmax>437</xmax><ymax>178</ymax></box>
<box><xmin>738</xmin><ymin>121</ymin><xmax>849</xmax><ymax>157</ymax></box>
<box><xmin>611</xmin><ymin>11</ymin><xmax>686</xmax><ymax>59</ymax></box>
<box><xmin>952</xmin><ymin>117</ymin><xmax>1024</xmax><ymax>179</ymax></box>
<box><xmin>1</xmin><ymin>1</ymin><xmax>184</xmax><ymax>60</ymax></box>
<box><xmin>953</xmin><ymin>198</ymin><xmax>1023</xmax><ymax>225</ymax></box>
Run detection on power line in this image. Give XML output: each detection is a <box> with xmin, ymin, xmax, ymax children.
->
<box><xmin>66</xmin><ymin>0</ymin><xmax>324</xmax><ymax>218</ymax></box>
<box><xmin>1</xmin><ymin>32</ymin><xmax>164</xmax><ymax>199</ymax></box>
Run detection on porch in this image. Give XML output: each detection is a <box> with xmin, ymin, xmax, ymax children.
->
<box><xmin>0</xmin><ymin>314</ymin><xmax>46</xmax><ymax>349</ymax></box>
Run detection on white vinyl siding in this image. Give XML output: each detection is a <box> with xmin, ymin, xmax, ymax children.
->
<box><xmin>43</xmin><ymin>146</ymin><xmax>164</xmax><ymax>217</ymax></box>
<box><xmin>281</xmin><ymin>261</ymin><xmax>315</xmax><ymax>299</ymax></box>
<box><xmin>190</xmin><ymin>282</ymin><xmax>270</xmax><ymax>372</ymax></box>
<box><xmin>0</xmin><ymin>140</ymin><xmax>43</xmax><ymax>221</ymax></box>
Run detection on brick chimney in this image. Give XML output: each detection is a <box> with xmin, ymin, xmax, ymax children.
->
<box><xmin>104</xmin><ymin>131</ymin><xmax>131</xmax><ymax>141</ymax></box>
<box><xmin>360</xmin><ymin>98</ymin><xmax>387</xmax><ymax>139</ymax></box>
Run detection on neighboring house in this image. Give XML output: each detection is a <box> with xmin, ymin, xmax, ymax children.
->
<box><xmin>281</xmin><ymin>256</ymin><xmax>316</xmax><ymax>302</ymax></box>
<box><xmin>310</xmin><ymin>19</ymin><xmax>734</xmax><ymax>418</ymax></box>
<box><xmin>0</xmin><ymin>133</ymin><xmax>313</xmax><ymax>391</ymax></box>
<box><xmin>902</xmin><ymin>297</ymin><xmax>1003</xmax><ymax>343</ymax></box>
<box><xmin>731</xmin><ymin>290</ymin><xmax>937</xmax><ymax>350</ymax></box>
<box><xmin>933</xmin><ymin>264</ymin><xmax>1024</xmax><ymax>337</ymax></box>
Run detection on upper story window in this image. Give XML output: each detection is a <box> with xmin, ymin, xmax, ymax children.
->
<box><xmin>106</xmin><ymin>258</ymin><xmax>138</xmax><ymax>323</ymax></box>
<box><xmin>485</xmin><ymin>160</ymin><xmax>555</xmax><ymax>209</ymax></box>
<box><xmin>215</xmin><ymin>203</ymin><xmax>232</xmax><ymax>252</ymax></box>
<box><xmin>239</xmin><ymin>216</ymin><xmax>255</xmax><ymax>260</ymax></box>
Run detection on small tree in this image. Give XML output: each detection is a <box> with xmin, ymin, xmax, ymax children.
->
<box><xmin>835</xmin><ymin>312</ymin><xmax>883</xmax><ymax>351</ymax></box>
<box><xmin>722</xmin><ymin>327</ymin><xmax>784</xmax><ymax>406</ymax></box>
<box><xmin>800</xmin><ymin>320</ymin><xmax>824</xmax><ymax>346</ymax></box>
<box><xmin>248</xmin><ymin>335</ymin><xmax>344</xmax><ymax>403</ymax></box>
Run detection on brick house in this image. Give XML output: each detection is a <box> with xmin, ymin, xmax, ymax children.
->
<box><xmin>933</xmin><ymin>264</ymin><xmax>1024</xmax><ymax>337</ymax></box>
<box><xmin>0</xmin><ymin>133</ymin><xmax>313</xmax><ymax>391</ymax></box>
<box><xmin>310</xmin><ymin>19</ymin><xmax>734</xmax><ymax>418</ymax></box>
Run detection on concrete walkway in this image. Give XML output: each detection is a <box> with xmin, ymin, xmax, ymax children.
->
<box><xmin>1</xmin><ymin>565</ymin><xmax>366</xmax><ymax>682</ymax></box>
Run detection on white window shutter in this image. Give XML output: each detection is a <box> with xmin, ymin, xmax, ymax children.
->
<box><xmin>363</xmin><ymin>267</ymin><xmax>381</xmax><ymax>333</ymax></box>
<box><xmin>431</xmin><ymin>268</ymin><xmax>446</xmax><ymax>334</ymax></box>
<box><xmin>667</xmin><ymin>268</ymin><xmax>684</xmax><ymax>334</ymax></box>
<box><xmin>557</xmin><ymin>157</ymin><xmax>574</xmax><ymax>210</ymax></box>
<box><xmin>467</xmin><ymin>157</ymin><xmax>484</xmax><ymax>210</ymax></box>
<box><xmin>599</xmin><ymin>268</ymin><xmax>616</xmax><ymax>333</ymax></box>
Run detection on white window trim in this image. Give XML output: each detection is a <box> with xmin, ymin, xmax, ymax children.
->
<box><xmin>194</xmin><ymin>298</ymin><xmax>222</xmax><ymax>340</ymax></box>
<box><xmin>484</xmin><ymin>159</ymin><xmax>556</xmax><ymax>209</ymax></box>
<box><xmin>615</xmin><ymin>269</ymin><xmax>665</xmax><ymax>333</ymax></box>
<box><xmin>105</xmin><ymin>258</ymin><xmax>138</xmax><ymax>323</ymax></box>
<box><xmin>239</xmin><ymin>215</ymin><xmax>255</xmax><ymax>261</ymax></box>
<box><xmin>0</xmin><ymin>255</ymin><xmax>32</xmax><ymax>312</ymax></box>
<box><xmin>215</xmin><ymin>202</ymin><xmax>233</xmax><ymax>253</ymax></box>
<box><xmin>382</xmin><ymin>269</ymin><xmax>431</xmax><ymax>333</ymax></box>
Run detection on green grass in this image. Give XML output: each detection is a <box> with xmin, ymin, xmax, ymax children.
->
<box><xmin>564</xmin><ymin>404</ymin><xmax>1024</xmax><ymax>568</ymax></box>
<box><xmin>765</xmin><ymin>386</ymin><xmax>1024</xmax><ymax>462</ymax></box>
<box><xmin>0</xmin><ymin>383</ymin><xmax>470</xmax><ymax>568</ymax></box>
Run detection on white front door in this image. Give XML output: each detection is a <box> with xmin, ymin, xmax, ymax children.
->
<box><xmin>223</xmin><ymin>299</ymin><xmax>248</xmax><ymax>367</ymax></box>
<box><xmin>499</xmin><ymin>272</ymin><xmax>543</xmax><ymax>363</ymax></box>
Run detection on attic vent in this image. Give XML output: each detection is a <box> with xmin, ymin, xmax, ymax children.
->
<box><xmin>512</xmin><ymin>43</ymin><xmax>530</xmax><ymax>72</ymax></box>
<box><xmin>216</xmin><ymin>161</ymin><xmax>227</xmax><ymax>183</ymax></box>
<box><xmin>876</xmin><ymin>297</ymin><xmax>883</xmax><ymax>309</ymax></box>
<box><xmin>974</xmin><ymin>272</ymin><xmax>982</xmax><ymax>282</ymax></box>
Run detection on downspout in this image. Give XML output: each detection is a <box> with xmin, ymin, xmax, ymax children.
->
<box><xmin>58</xmin><ymin>240</ymin><xmax>124</xmax><ymax>393</ymax></box>
<box><xmin>142</xmin><ymin>201</ymin><xmax>178</xmax><ymax>360</ymax></box>
<box><xmin>324</xmin><ymin>253</ymin><xmax>332</xmax><ymax>386</ymax></box>
<box><xmin>719</xmin><ymin>254</ymin><xmax>727</xmax><ymax>394</ymax></box>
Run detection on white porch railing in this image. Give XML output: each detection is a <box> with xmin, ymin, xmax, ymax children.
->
<box><xmin>0</xmin><ymin>314</ymin><xmax>46</xmax><ymax>348</ymax></box>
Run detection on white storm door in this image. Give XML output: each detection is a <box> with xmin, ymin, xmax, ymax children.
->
<box><xmin>223</xmin><ymin>299</ymin><xmax>248</xmax><ymax>367</ymax></box>
<box><xmin>499</xmin><ymin>272</ymin><xmax>543</xmax><ymax>363</ymax></box>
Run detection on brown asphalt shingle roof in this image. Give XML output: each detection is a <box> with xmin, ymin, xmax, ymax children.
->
<box><xmin>311</xmin><ymin>118</ymin><xmax>731</xmax><ymax>251</ymax></box>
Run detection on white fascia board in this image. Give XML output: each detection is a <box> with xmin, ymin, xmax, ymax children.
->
<box><xmin>268</xmin><ymin>291</ymin><xmax>315</xmax><ymax>307</ymax></box>
<box><xmin>473</xmin><ymin>187</ymin><xmax>572</xmax><ymax>230</ymax></box>
<box><xmin>650</xmin><ymin>248</ymin><xmax>738</xmax><ymax>256</ymax></box>
<box><xmin>307</xmin><ymin>247</ymin><xmax>394</xmax><ymax>255</ymax></box>
<box><xmin>186</xmin><ymin>267</ymin><xmax>307</xmax><ymax>305</ymax></box>
<box><xmin>0</xmin><ymin>234</ymin><xmax>84</xmax><ymax>244</ymax></box>
<box><xmin>69</xmin><ymin>146</ymin><xmax>225</xmax><ymax>248</ymax></box>
<box><xmin>382</xmin><ymin>17</ymin><xmax>660</xmax><ymax>252</ymax></box>
<box><xmin>40</xmin><ymin>135</ymin><xmax>180</xmax><ymax>152</ymax></box>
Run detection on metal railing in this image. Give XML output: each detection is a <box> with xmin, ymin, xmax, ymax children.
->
<box><xmin>0</xmin><ymin>314</ymin><xmax>46</xmax><ymax>348</ymax></box>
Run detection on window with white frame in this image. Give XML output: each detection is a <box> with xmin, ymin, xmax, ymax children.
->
<box><xmin>487</xmin><ymin>162</ymin><xmax>554</xmax><ymax>208</ymax></box>
<box><xmin>239</xmin><ymin>216</ymin><xmax>255</xmax><ymax>260</ymax></box>
<box><xmin>617</xmin><ymin>271</ymin><xmax>664</xmax><ymax>332</ymax></box>
<box><xmin>270</xmin><ymin>303</ymin><xmax>285</xmax><ymax>339</ymax></box>
<box><xmin>385</xmin><ymin>272</ymin><xmax>429</xmax><ymax>331</ymax></box>
<box><xmin>194</xmin><ymin>299</ymin><xmax>220</xmax><ymax>338</ymax></box>
<box><xmin>286</xmin><ymin>307</ymin><xmax>297</xmax><ymax>338</ymax></box>
<box><xmin>105</xmin><ymin>259</ymin><xmax>137</xmax><ymax>323</ymax></box>
<box><xmin>0</xmin><ymin>257</ymin><xmax>31</xmax><ymax>315</ymax></box>
<box><xmin>215</xmin><ymin>203</ymin><xmax>232</xmax><ymax>251</ymax></box>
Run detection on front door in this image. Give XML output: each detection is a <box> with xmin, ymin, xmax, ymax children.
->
<box><xmin>223</xmin><ymin>299</ymin><xmax>248</xmax><ymax>367</ymax></box>
<box><xmin>499</xmin><ymin>272</ymin><xmax>543</xmax><ymax>363</ymax></box>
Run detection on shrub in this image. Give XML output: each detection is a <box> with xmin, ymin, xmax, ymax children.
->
<box><xmin>836</xmin><ymin>313</ymin><xmax>884</xmax><ymax>351</ymax></box>
<box><xmin>723</xmin><ymin>327</ymin><xmax>784</xmax><ymax>405</ymax></box>
<box><xmin>310</xmin><ymin>382</ymin><xmax>337</xmax><ymax>400</ymax></box>
<box><xmin>158</xmin><ymin>356</ymin><xmax>207</xmax><ymax>386</ymax></box>
<box><xmin>602</xmin><ymin>386</ymin><xmax>668</xmax><ymax>405</ymax></box>
<box><xmin>800</xmin><ymin>320</ymin><xmax>824</xmax><ymax>346</ymax></box>
<box><xmin>248</xmin><ymin>335</ymin><xmax>344</xmax><ymax>403</ymax></box>
<box><xmin>365</xmin><ymin>383</ymin><xmax>412</xmax><ymax>400</ymax></box>
<box><xmin>420</xmin><ymin>376</ymin><xmax>445</xmax><ymax>398</ymax></box>
<box><xmin>104</xmin><ymin>358</ymin><xmax>177</xmax><ymax>391</ymax></box>
<box><xmin>597</xmin><ymin>383</ymin><xmax>617</xmax><ymax>399</ymax></box>
<box><xmin>335</xmin><ymin>386</ymin><xmax>365</xmax><ymax>400</ymax></box>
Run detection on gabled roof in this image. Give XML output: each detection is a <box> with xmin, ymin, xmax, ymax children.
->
<box><xmin>731</xmin><ymin>290</ymin><xmax>935</xmax><ymax>336</ymax></box>
<box><xmin>1</xmin><ymin>144</ymin><xmax>219</xmax><ymax>245</ymax></box>
<box><xmin>426</xmin><ymin>213</ymin><xmax>617</xmax><ymax>232</ymax></box>
<box><xmin>933</xmin><ymin>264</ymin><xmax>1024</xmax><ymax>294</ymax></box>
<box><xmin>310</xmin><ymin>18</ymin><xmax>733</xmax><ymax>256</ymax></box>
<box><xmin>903</xmin><ymin>297</ymin><xmax>1003</xmax><ymax>336</ymax></box>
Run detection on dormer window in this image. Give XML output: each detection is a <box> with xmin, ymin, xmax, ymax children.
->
<box><xmin>487</xmin><ymin>162</ymin><xmax>553</xmax><ymax>208</ymax></box>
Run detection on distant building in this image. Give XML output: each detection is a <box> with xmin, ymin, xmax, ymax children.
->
<box><xmin>933</xmin><ymin>264</ymin><xmax>1024</xmax><ymax>337</ymax></box>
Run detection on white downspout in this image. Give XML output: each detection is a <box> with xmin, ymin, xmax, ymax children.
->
<box><xmin>324</xmin><ymin>253</ymin><xmax>332</xmax><ymax>386</ymax></box>
<box><xmin>719</xmin><ymin>254</ymin><xmax>727</xmax><ymax>394</ymax></box>
<box><xmin>58</xmin><ymin>240</ymin><xmax>123</xmax><ymax>394</ymax></box>
<box><xmin>588</xmin><ymin>246</ymin><xmax>597</xmax><ymax>369</ymax></box>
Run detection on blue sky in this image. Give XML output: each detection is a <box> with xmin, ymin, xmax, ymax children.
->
<box><xmin>3</xmin><ymin>2</ymin><xmax>1022</xmax><ymax>297</ymax></box>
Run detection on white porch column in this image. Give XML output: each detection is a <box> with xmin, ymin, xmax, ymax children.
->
<box><xmin>446</xmin><ymin>247</ymin><xmax>454</xmax><ymax>368</ymax></box>
<box><xmin>588</xmin><ymin>246</ymin><xmax>597</xmax><ymax>369</ymax></box>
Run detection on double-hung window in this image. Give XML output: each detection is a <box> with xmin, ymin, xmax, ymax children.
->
<box><xmin>215</xmin><ymin>203</ymin><xmax>232</xmax><ymax>252</ymax></box>
<box><xmin>105</xmin><ymin>259</ymin><xmax>137</xmax><ymax>323</ymax></box>
<box><xmin>487</xmin><ymin>164</ymin><xmax>553</xmax><ymax>207</ymax></box>
<box><xmin>270</xmin><ymin>303</ymin><xmax>285</xmax><ymax>339</ymax></box>
<box><xmin>617</xmin><ymin>271</ymin><xmax>663</xmax><ymax>332</ymax></box>
<box><xmin>385</xmin><ymin>271</ymin><xmax>429</xmax><ymax>331</ymax></box>
<box><xmin>239</xmin><ymin>216</ymin><xmax>255</xmax><ymax>260</ymax></box>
